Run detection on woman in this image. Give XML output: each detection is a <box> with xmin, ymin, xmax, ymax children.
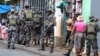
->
<box><xmin>64</xmin><ymin>13</ymin><xmax>73</xmax><ymax>46</ymax></box>
<box><xmin>70</xmin><ymin>15</ymin><xmax>86</xmax><ymax>56</ymax></box>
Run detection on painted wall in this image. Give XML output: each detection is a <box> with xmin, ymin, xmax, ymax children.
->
<box><xmin>91</xmin><ymin>0</ymin><xmax>100</xmax><ymax>51</ymax></box>
<box><xmin>82</xmin><ymin>0</ymin><xmax>91</xmax><ymax>23</ymax></box>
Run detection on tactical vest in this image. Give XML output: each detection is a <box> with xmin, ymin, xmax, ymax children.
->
<box><xmin>25</xmin><ymin>10</ymin><xmax>32</xmax><ymax>19</ymax></box>
<box><xmin>9</xmin><ymin>15</ymin><xmax>16</xmax><ymax>25</ymax></box>
<box><xmin>34</xmin><ymin>14</ymin><xmax>41</xmax><ymax>23</ymax></box>
<box><xmin>87</xmin><ymin>22</ymin><xmax>96</xmax><ymax>34</ymax></box>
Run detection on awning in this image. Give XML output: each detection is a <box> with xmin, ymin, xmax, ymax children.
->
<box><xmin>0</xmin><ymin>4</ymin><xmax>19</xmax><ymax>14</ymax></box>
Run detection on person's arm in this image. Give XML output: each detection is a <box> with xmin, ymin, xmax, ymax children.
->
<box><xmin>95</xmin><ymin>23</ymin><xmax>100</xmax><ymax>32</ymax></box>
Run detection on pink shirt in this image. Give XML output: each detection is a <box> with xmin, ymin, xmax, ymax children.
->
<box><xmin>74</xmin><ymin>22</ymin><xmax>86</xmax><ymax>32</ymax></box>
<box><xmin>1</xmin><ymin>25</ymin><xmax>7</xmax><ymax>33</ymax></box>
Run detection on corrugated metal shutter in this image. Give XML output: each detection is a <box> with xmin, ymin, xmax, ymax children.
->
<box><xmin>28</xmin><ymin>0</ymin><xmax>55</xmax><ymax>19</ymax></box>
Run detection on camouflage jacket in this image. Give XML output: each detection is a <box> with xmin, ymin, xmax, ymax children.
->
<box><xmin>44</xmin><ymin>14</ymin><xmax>56</xmax><ymax>27</ymax></box>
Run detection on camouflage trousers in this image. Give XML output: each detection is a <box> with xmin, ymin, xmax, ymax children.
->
<box><xmin>40</xmin><ymin>26</ymin><xmax>54</xmax><ymax>53</ymax></box>
<box><xmin>86</xmin><ymin>35</ymin><xmax>98</xmax><ymax>56</ymax></box>
<box><xmin>8</xmin><ymin>26</ymin><xmax>17</xmax><ymax>49</ymax></box>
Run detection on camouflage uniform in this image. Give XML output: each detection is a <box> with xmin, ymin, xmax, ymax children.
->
<box><xmin>24</xmin><ymin>6</ymin><xmax>33</xmax><ymax>47</ymax></box>
<box><xmin>40</xmin><ymin>9</ymin><xmax>56</xmax><ymax>53</ymax></box>
<box><xmin>85</xmin><ymin>19</ymin><xmax>100</xmax><ymax>56</ymax></box>
<box><xmin>7</xmin><ymin>13</ymin><xmax>17</xmax><ymax>49</ymax></box>
<box><xmin>33</xmin><ymin>11</ymin><xmax>42</xmax><ymax>45</ymax></box>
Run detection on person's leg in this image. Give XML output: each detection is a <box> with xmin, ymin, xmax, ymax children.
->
<box><xmin>7</xmin><ymin>31</ymin><xmax>11</xmax><ymax>48</ymax></box>
<box><xmin>64</xmin><ymin>31</ymin><xmax>71</xmax><ymax>46</ymax></box>
<box><xmin>86</xmin><ymin>39</ymin><xmax>91</xmax><ymax>56</ymax></box>
<box><xmin>92</xmin><ymin>38</ymin><xmax>98</xmax><ymax>56</ymax></box>
<box><xmin>64</xmin><ymin>34</ymin><xmax>74</xmax><ymax>56</ymax></box>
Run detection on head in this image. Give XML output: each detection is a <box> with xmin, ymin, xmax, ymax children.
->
<box><xmin>89</xmin><ymin>16</ymin><xmax>95</xmax><ymax>22</ymax></box>
<box><xmin>2</xmin><ymin>23</ymin><xmax>5</xmax><ymax>25</ymax></box>
<box><xmin>25</xmin><ymin>5</ymin><xmax>29</xmax><ymax>9</ymax></box>
<box><xmin>77</xmin><ymin>15</ymin><xmax>83</xmax><ymax>22</ymax></box>
<box><xmin>69</xmin><ymin>13</ymin><xmax>72</xmax><ymax>18</ymax></box>
<box><xmin>11</xmin><ymin>9</ymin><xmax>15</xmax><ymax>14</ymax></box>
<box><xmin>46</xmin><ymin>9</ymin><xmax>53</xmax><ymax>15</ymax></box>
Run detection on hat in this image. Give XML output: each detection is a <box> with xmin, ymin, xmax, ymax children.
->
<box><xmin>77</xmin><ymin>15</ymin><xmax>83</xmax><ymax>22</ymax></box>
<box><xmin>11</xmin><ymin>9</ymin><xmax>15</xmax><ymax>12</ymax></box>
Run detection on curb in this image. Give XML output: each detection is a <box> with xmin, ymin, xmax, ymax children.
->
<box><xmin>0</xmin><ymin>40</ymin><xmax>46</xmax><ymax>56</ymax></box>
<box><xmin>0</xmin><ymin>40</ymin><xmax>64</xmax><ymax>56</ymax></box>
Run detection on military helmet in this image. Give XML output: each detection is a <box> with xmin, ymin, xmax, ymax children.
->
<box><xmin>25</xmin><ymin>4</ymin><xmax>29</xmax><ymax>8</ymax></box>
<box><xmin>89</xmin><ymin>16</ymin><xmax>95</xmax><ymax>21</ymax></box>
<box><xmin>89</xmin><ymin>16</ymin><xmax>94</xmax><ymax>19</ymax></box>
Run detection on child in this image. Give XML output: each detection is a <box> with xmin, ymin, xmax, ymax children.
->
<box><xmin>1</xmin><ymin>23</ymin><xmax>7</xmax><ymax>40</ymax></box>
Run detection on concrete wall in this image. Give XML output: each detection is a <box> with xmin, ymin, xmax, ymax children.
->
<box><xmin>91</xmin><ymin>0</ymin><xmax>100</xmax><ymax>51</ymax></box>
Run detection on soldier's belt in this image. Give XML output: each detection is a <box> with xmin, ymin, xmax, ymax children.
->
<box><xmin>25</xmin><ymin>21</ymin><xmax>33</xmax><ymax>26</ymax></box>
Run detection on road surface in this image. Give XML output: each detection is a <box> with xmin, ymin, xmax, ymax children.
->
<box><xmin>0</xmin><ymin>43</ymin><xmax>40</xmax><ymax>56</ymax></box>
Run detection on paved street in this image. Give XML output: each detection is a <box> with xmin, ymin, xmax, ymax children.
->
<box><xmin>0</xmin><ymin>43</ymin><xmax>40</xmax><ymax>56</ymax></box>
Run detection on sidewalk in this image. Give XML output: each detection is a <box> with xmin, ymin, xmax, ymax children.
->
<box><xmin>0</xmin><ymin>40</ymin><xmax>77</xmax><ymax>56</ymax></box>
<box><xmin>0</xmin><ymin>40</ymin><xmax>99</xmax><ymax>56</ymax></box>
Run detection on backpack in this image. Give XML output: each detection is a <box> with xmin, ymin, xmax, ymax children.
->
<box><xmin>9</xmin><ymin>15</ymin><xmax>16</xmax><ymax>25</ymax></box>
<box><xmin>25</xmin><ymin>10</ymin><xmax>32</xmax><ymax>19</ymax></box>
<box><xmin>33</xmin><ymin>14</ymin><xmax>41</xmax><ymax>23</ymax></box>
<box><xmin>87</xmin><ymin>22</ymin><xmax>96</xmax><ymax>34</ymax></box>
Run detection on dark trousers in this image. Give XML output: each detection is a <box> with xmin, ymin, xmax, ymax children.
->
<box><xmin>65</xmin><ymin>30</ymin><xmax>71</xmax><ymax>44</ymax></box>
<box><xmin>40</xmin><ymin>26</ymin><xmax>54</xmax><ymax>53</ymax></box>
<box><xmin>86</xmin><ymin>35</ymin><xmax>98</xmax><ymax>56</ymax></box>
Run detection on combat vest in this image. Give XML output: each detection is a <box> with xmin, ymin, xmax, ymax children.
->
<box><xmin>9</xmin><ymin>15</ymin><xmax>16</xmax><ymax>25</ymax></box>
<box><xmin>87</xmin><ymin>22</ymin><xmax>96</xmax><ymax>34</ymax></box>
<box><xmin>34</xmin><ymin>14</ymin><xmax>41</xmax><ymax>23</ymax></box>
<box><xmin>25</xmin><ymin>9</ymin><xmax>32</xmax><ymax>19</ymax></box>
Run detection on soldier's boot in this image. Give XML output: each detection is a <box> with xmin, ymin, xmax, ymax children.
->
<box><xmin>7</xmin><ymin>43</ymin><xmax>10</xmax><ymax>49</ymax></box>
<box><xmin>94</xmin><ymin>50</ymin><xmax>98</xmax><ymax>56</ymax></box>
<box><xmin>25</xmin><ymin>40</ymin><xmax>30</xmax><ymax>47</ymax></box>
<box><xmin>39</xmin><ymin>43</ymin><xmax>45</xmax><ymax>51</ymax></box>
<box><xmin>50</xmin><ymin>47</ymin><xmax>54</xmax><ymax>53</ymax></box>
<box><xmin>50</xmin><ymin>43</ymin><xmax>54</xmax><ymax>53</ymax></box>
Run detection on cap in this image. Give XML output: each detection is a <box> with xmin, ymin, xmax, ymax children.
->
<box><xmin>77</xmin><ymin>15</ymin><xmax>83</xmax><ymax>22</ymax></box>
<box><xmin>11</xmin><ymin>9</ymin><xmax>15</xmax><ymax>12</ymax></box>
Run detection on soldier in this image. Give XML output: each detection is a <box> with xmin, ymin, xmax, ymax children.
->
<box><xmin>85</xmin><ymin>16</ymin><xmax>100</xmax><ymax>56</ymax></box>
<box><xmin>39</xmin><ymin>9</ymin><xmax>56</xmax><ymax>53</ymax></box>
<box><xmin>23</xmin><ymin>5</ymin><xmax>33</xmax><ymax>47</ymax></box>
<box><xmin>33</xmin><ymin>10</ymin><xmax>42</xmax><ymax>46</ymax></box>
<box><xmin>7</xmin><ymin>9</ymin><xmax>17</xmax><ymax>49</ymax></box>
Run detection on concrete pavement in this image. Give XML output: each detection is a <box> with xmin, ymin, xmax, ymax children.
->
<box><xmin>0</xmin><ymin>42</ymin><xmax>40</xmax><ymax>56</ymax></box>
<box><xmin>0</xmin><ymin>40</ymin><xmax>76</xmax><ymax>56</ymax></box>
<box><xmin>0</xmin><ymin>40</ymin><xmax>99</xmax><ymax>56</ymax></box>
